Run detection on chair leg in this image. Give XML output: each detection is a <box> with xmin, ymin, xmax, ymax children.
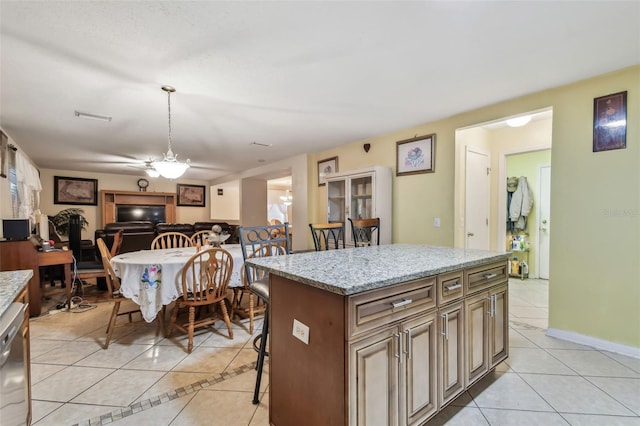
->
<box><xmin>219</xmin><ymin>300</ymin><xmax>234</xmax><ymax>339</ymax></box>
<box><xmin>168</xmin><ymin>303</ymin><xmax>180</xmax><ymax>337</ymax></box>
<box><xmin>104</xmin><ymin>301</ymin><xmax>120</xmax><ymax>349</ymax></box>
<box><xmin>249</xmin><ymin>293</ymin><xmax>255</xmax><ymax>334</ymax></box>
<box><xmin>187</xmin><ymin>306</ymin><xmax>195</xmax><ymax>353</ymax></box>
<box><xmin>253</xmin><ymin>305</ymin><xmax>269</xmax><ymax>405</ymax></box>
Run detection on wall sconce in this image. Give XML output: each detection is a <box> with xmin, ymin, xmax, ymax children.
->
<box><xmin>363</xmin><ymin>143</ymin><xmax>371</xmax><ymax>153</ymax></box>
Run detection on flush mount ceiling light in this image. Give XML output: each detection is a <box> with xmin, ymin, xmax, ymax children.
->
<box><xmin>151</xmin><ymin>86</ymin><xmax>190</xmax><ymax>179</ymax></box>
<box><xmin>506</xmin><ymin>115</ymin><xmax>532</xmax><ymax>127</ymax></box>
<box><xmin>74</xmin><ymin>110</ymin><xmax>112</xmax><ymax>122</ymax></box>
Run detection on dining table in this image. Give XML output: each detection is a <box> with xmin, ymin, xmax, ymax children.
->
<box><xmin>110</xmin><ymin>244</ymin><xmax>245</xmax><ymax>322</ymax></box>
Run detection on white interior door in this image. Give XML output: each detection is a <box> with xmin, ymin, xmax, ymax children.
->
<box><xmin>537</xmin><ymin>165</ymin><xmax>551</xmax><ymax>279</ymax></box>
<box><xmin>465</xmin><ymin>147</ymin><xmax>490</xmax><ymax>250</ymax></box>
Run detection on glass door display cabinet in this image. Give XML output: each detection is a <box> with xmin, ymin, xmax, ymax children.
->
<box><xmin>326</xmin><ymin>166</ymin><xmax>392</xmax><ymax>246</ymax></box>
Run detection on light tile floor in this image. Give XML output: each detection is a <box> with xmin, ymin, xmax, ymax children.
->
<box><xmin>30</xmin><ymin>278</ymin><xmax>640</xmax><ymax>425</ymax></box>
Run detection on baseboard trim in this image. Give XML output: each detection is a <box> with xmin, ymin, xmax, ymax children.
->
<box><xmin>547</xmin><ymin>327</ymin><xmax>640</xmax><ymax>359</ymax></box>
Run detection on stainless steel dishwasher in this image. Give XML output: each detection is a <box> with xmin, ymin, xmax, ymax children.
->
<box><xmin>0</xmin><ymin>302</ymin><xmax>28</xmax><ymax>426</ymax></box>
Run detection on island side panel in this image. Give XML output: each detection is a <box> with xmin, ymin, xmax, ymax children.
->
<box><xmin>270</xmin><ymin>275</ymin><xmax>347</xmax><ymax>426</ymax></box>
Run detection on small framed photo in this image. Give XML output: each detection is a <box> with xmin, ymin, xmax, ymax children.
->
<box><xmin>317</xmin><ymin>156</ymin><xmax>338</xmax><ymax>186</ymax></box>
<box><xmin>593</xmin><ymin>91</ymin><xmax>627</xmax><ymax>152</ymax></box>
<box><xmin>177</xmin><ymin>184</ymin><xmax>206</xmax><ymax>207</ymax></box>
<box><xmin>396</xmin><ymin>134</ymin><xmax>436</xmax><ymax>176</ymax></box>
<box><xmin>54</xmin><ymin>176</ymin><xmax>98</xmax><ymax>205</ymax></box>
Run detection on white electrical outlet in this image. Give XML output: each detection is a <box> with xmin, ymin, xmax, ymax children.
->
<box><xmin>292</xmin><ymin>319</ymin><xmax>309</xmax><ymax>344</ymax></box>
<box><xmin>434</xmin><ymin>217</ymin><xmax>441</xmax><ymax>227</ymax></box>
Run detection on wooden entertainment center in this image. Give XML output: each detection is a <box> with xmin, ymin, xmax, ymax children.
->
<box><xmin>100</xmin><ymin>190</ymin><xmax>177</xmax><ymax>227</ymax></box>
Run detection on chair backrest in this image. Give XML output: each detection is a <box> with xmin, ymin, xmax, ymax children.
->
<box><xmin>151</xmin><ymin>232</ymin><xmax>192</xmax><ymax>249</ymax></box>
<box><xmin>240</xmin><ymin>243</ymin><xmax>286</xmax><ymax>288</ymax></box>
<box><xmin>180</xmin><ymin>247</ymin><xmax>233</xmax><ymax>304</ymax></box>
<box><xmin>238</xmin><ymin>223</ymin><xmax>290</xmax><ymax>284</ymax></box>
<box><xmin>309</xmin><ymin>222</ymin><xmax>346</xmax><ymax>251</ymax></box>
<box><xmin>110</xmin><ymin>229</ymin><xmax>124</xmax><ymax>257</ymax></box>
<box><xmin>97</xmin><ymin>238</ymin><xmax>121</xmax><ymax>296</ymax></box>
<box><xmin>348</xmin><ymin>218</ymin><xmax>381</xmax><ymax>247</ymax></box>
<box><xmin>190</xmin><ymin>230</ymin><xmax>210</xmax><ymax>247</ymax></box>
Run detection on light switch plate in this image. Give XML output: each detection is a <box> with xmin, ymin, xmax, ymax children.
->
<box><xmin>434</xmin><ymin>217</ymin><xmax>441</xmax><ymax>227</ymax></box>
<box><xmin>292</xmin><ymin>319</ymin><xmax>309</xmax><ymax>344</ymax></box>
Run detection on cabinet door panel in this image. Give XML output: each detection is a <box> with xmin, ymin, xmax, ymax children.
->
<box><xmin>465</xmin><ymin>292</ymin><xmax>489</xmax><ymax>386</ymax></box>
<box><xmin>438</xmin><ymin>302</ymin><xmax>465</xmax><ymax>407</ymax></box>
<box><xmin>401</xmin><ymin>313</ymin><xmax>437</xmax><ymax>426</ymax></box>
<box><xmin>350</xmin><ymin>328</ymin><xmax>399</xmax><ymax>426</ymax></box>
<box><xmin>490</xmin><ymin>284</ymin><xmax>509</xmax><ymax>366</ymax></box>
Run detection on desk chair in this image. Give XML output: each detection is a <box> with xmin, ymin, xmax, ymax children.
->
<box><xmin>97</xmin><ymin>238</ymin><xmax>143</xmax><ymax>349</ymax></box>
<box><xmin>348</xmin><ymin>217</ymin><xmax>381</xmax><ymax>247</ymax></box>
<box><xmin>167</xmin><ymin>247</ymin><xmax>234</xmax><ymax>353</ymax></box>
<box><xmin>309</xmin><ymin>222</ymin><xmax>346</xmax><ymax>250</ymax></box>
<box><xmin>151</xmin><ymin>232</ymin><xmax>192</xmax><ymax>249</ymax></box>
<box><xmin>238</xmin><ymin>222</ymin><xmax>290</xmax><ymax>404</ymax></box>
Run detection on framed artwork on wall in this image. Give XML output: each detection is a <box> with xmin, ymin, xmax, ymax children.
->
<box><xmin>0</xmin><ymin>130</ymin><xmax>7</xmax><ymax>178</ymax></box>
<box><xmin>54</xmin><ymin>176</ymin><xmax>98</xmax><ymax>205</ymax></box>
<box><xmin>396</xmin><ymin>133</ymin><xmax>436</xmax><ymax>176</ymax></box>
<box><xmin>317</xmin><ymin>156</ymin><xmax>338</xmax><ymax>186</ymax></box>
<box><xmin>593</xmin><ymin>91</ymin><xmax>627</xmax><ymax>152</ymax></box>
<box><xmin>177</xmin><ymin>184</ymin><xmax>206</xmax><ymax>207</ymax></box>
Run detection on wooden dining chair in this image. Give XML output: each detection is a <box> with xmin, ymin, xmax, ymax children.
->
<box><xmin>309</xmin><ymin>222</ymin><xmax>346</xmax><ymax>250</ymax></box>
<box><xmin>238</xmin><ymin>222</ymin><xmax>290</xmax><ymax>404</ymax></box>
<box><xmin>151</xmin><ymin>232</ymin><xmax>192</xmax><ymax>249</ymax></box>
<box><xmin>97</xmin><ymin>238</ymin><xmax>145</xmax><ymax>349</ymax></box>
<box><xmin>189</xmin><ymin>230</ymin><xmax>210</xmax><ymax>247</ymax></box>
<box><xmin>167</xmin><ymin>247</ymin><xmax>234</xmax><ymax>353</ymax></box>
<box><xmin>348</xmin><ymin>217</ymin><xmax>381</xmax><ymax>247</ymax></box>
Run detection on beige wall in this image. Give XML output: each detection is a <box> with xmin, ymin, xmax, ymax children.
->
<box><xmin>309</xmin><ymin>66</ymin><xmax>639</xmax><ymax>348</ymax></box>
<box><xmin>210</xmin><ymin>180</ymin><xmax>240</xmax><ymax>223</ymax></box>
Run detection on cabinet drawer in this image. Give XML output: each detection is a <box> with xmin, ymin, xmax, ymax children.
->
<box><xmin>437</xmin><ymin>270</ymin><xmax>464</xmax><ymax>305</ymax></box>
<box><xmin>464</xmin><ymin>261</ymin><xmax>507</xmax><ymax>294</ymax></box>
<box><xmin>348</xmin><ymin>277</ymin><xmax>436</xmax><ymax>338</ymax></box>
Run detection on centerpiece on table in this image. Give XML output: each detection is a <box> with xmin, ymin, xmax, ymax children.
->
<box><xmin>207</xmin><ymin>224</ymin><xmax>230</xmax><ymax>247</ymax></box>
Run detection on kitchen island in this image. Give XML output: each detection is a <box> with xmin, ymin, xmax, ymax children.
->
<box><xmin>248</xmin><ymin>244</ymin><xmax>510</xmax><ymax>426</ymax></box>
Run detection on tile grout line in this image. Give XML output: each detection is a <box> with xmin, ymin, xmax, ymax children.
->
<box><xmin>71</xmin><ymin>361</ymin><xmax>257</xmax><ymax>426</ymax></box>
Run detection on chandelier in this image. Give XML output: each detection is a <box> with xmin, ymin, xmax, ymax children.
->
<box><xmin>152</xmin><ymin>86</ymin><xmax>190</xmax><ymax>179</ymax></box>
<box><xmin>280</xmin><ymin>190</ymin><xmax>293</xmax><ymax>206</ymax></box>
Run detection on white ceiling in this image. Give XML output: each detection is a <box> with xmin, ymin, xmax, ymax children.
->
<box><xmin>1</xmin><ymin>1</ymin><xmax>638</xmax><ymax>181</ymax></box>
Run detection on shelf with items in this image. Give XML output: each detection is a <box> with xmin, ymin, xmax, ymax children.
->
<box><xmin>509</xmin><ymin>249</ymin><xmax>529</xmax><ymax>280</ymax></box>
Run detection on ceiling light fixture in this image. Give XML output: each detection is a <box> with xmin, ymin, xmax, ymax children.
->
<box><xmin>505</xmin><ymin>115</ymin><xmax>532</xmax><ymax>127</ymax></box>
<box><xmin>152</xmin><ymin>86</ymin><xmax>190</xmax><ymax>179</ymax></box>
<box><xmin>280</xmin><ymin>190</ymin><xmax>293</xmax><ymax>206</ymax></box>
<box><xmin>74</xmin><ymin>110</ymin><xmax>112</xmax><ymax>122</ymax></box>
<box><xmin>146</xmin><ymin>168</ymin><xmax>160</xmax><ymax>178</ymax></box>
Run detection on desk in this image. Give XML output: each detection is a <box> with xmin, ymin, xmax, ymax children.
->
<box><xmin>0</xmin><ymin>240</ymin><xmax>73</xmax><ymax>317</ymax></box>
<box><xmin>111</xmin><ymin>245</ymin><xmax>244</xmax><ymax>322</ymax></box>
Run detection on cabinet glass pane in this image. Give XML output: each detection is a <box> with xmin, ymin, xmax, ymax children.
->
<box><xmin>327</xmin><ymin>180</ymin><xmax>346</xmax><ymax>222</ymax></box>
<box><xmin>350</xmin><ymin>176</ymin><xmax>373</xmax><ymax>219</ymax></box>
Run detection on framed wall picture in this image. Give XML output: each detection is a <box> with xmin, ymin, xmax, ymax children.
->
<box><xmin>54</xmin><ymin>176</ymin><xmax>98</xmax><ymax>205</ymax></box>
<box><xmin>593</xmin><ymin>91</ymin><xmax>627</xmax><ymax>152</ymax></box>
<box><xmin>396</xmin><ymin>133</ymin><xmax>436</xmax><ymax>176</ymax></box>
<box><xmin>177</xmin><ymin>184</ymin><xmax>206</xmax><ymax>207</ymax></box>
<box><xmin>317</xmin><ymin>156</ymin><xmax>338</xmax><ymax>186</ymax></box>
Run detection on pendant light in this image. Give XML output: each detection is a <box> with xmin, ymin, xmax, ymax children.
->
<box><xmin>152</xmin><ymin>86</ymin><xmax>190</xmax><ymax>179</ymax></box>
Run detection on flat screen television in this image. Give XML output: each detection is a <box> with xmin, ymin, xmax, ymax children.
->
<box><xmin>116</xmin><ymin>205</ymin><xmax>166</xmax><ymax>224</ymax></box>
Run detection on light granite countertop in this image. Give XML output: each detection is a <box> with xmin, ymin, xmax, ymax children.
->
<box><xmin>0</xmin><ymin>270</ymin><xmax>33</xmax><ymax>317</ymax></box>
<box><xmin>247</xmin><ymin>243</ymin><xmax>509</xmax><ymax>295</ymax></box>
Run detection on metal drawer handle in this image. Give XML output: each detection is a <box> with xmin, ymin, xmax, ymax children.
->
<box><xmin>441</xmin><ymin>313</ymin><xmax>449</xmax><ymax>339</ymax></box>
<box><xmin>445</xmin><ymin>283</ymin><xmax>462</xmax><ymax>291</ymax></box>
<box><xmin>483</xmin><ymin>273</ymin><xmax>497</xmax><ymax>280</ymax></box>
<box><xmin>391</xmin><ymin>298</ymin><xmax>412</xmax><ymax>308</ymax></box>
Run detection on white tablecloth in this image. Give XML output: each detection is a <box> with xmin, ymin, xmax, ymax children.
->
<box><xmin>111</xmin><ymin>244</ymin><xmax>244</xmax><ymax>322</ymax></box>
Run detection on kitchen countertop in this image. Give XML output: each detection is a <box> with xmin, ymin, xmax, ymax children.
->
<box><xmin>247</xmin><ymin>243</ymin><xmax>509</xmax><ymax>295</ymax></box>
<box><xmin>0</xmin><ymin>270</ymin><xmax>33</xmax><ymax>316</ymax></box>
